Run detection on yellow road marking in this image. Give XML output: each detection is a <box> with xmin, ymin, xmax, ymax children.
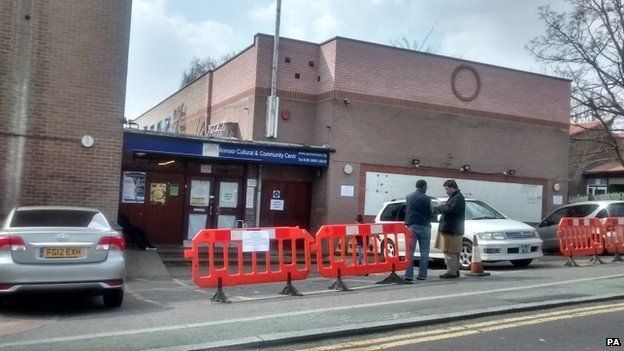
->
<box><xmin>299</xmin><ymin>302</ymin><xmax>624</xmax><ymax>351</ymax></box>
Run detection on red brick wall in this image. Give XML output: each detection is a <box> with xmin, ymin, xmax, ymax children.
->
<box><xmin>0</xmin><ymin>0</ymin><xmax>131</xmax><ymax>221</ymax></box>
<box><xmin>334</xmin><ymin>38</ymin><xmax>570</xmax><ymax>125</ymax></box>
<box><xmin>212</xmin><ymin>45</ymin><xmax>258</xmax><ymax>106</ymax></box>
<box><xmin>135</xmin><ymin>74</ymin><xmax>209</xmax><ymax>135</ymax></box>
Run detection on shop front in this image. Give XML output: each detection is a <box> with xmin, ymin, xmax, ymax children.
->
<box><xmin>120</xmin><ymin>130</ymin><xmax>330</xmax><ymax>246</ymax></box>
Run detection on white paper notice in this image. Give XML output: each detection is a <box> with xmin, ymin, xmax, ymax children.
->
<box><xmin>553</xmin><ymin>195</ymin><xmax>563</xmax><ymax>205</ymax></box>
<box><xmin>243</xmin><ymin>231</ymin><xmax>270</xmax><ymax>252</ymax></box>
<box><xmin>341</xmin><ymin>185</ymin><xmax>355</xmax><ymax>197</ymax></box>
<box><xmin>246</xmin><ymin>186</ymin><xmax>255</xmax><ymax>209</ymax></box>
<box><xmin>270</xmin><ymin>199</ymin><xmax>284</xmax><ymax>210</ymax></box>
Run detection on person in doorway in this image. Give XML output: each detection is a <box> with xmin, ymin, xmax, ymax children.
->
<box><xmin>435</xmin><ymin>180</ymin><xmax>465</xmax><ymax>278</ymax></box>
<box><xmin>404</xmin><ymin>179</ymin><xmax>433</xmax><ymax>282</ymax></box>
<box><xmin>117</xmin><ymin>212</ymin><xmax>157</xmax><ymax>251</ymax></box>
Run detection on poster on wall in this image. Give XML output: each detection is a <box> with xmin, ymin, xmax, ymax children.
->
<box><xmin>150</xmin><ymin>183</ymin><xmax>167</xmax><ymax>205</ymax></box>
<box><xmin>122</xmin><ymin>171</ymin><xmax>146</xmax><ymax>203</ymax></box>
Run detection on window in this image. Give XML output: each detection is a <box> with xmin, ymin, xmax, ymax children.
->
<box><xmin>143</xmin><ymin>126</ymin><xmax>148</xmax><ymax>131</ymax></box>
<box><xmin>541</xmin><ymin>207</ymin><xmax>569</xmax><ymax>227</ymax></box>
<box><xmin>587</xmin><ymin>185</ymin><xmax>607</xmax><ymax>195</ymax></box>
<box><xmin>567</xmin><ymin>204</ymin><xmax>599</xmax><ymax>217</ymax></box>
<box><xmin>164</xmin><ymin>118</ymin><xmax>171</xmax><ymax>132</ymax></box>
<box><xmin>380</xmin><ymin>203</ymin><xmax>404</xmax><ymax>221</ymax></box>
<box><xmin>156</xmin><ymin>121</ymin><xmax>162</xmax><ymax>131</ymax></box>
<box><xmin>607</xmin><ymin>203</ymin><xmax>624</xmax><ymax>217</ymax></box>
<box><xmin>10</xmin><ymin>209</ymin><xmax>109</xmax><ymax>228</ymax></box>
<box><xmin>150</xmin><ymin>124</ymin><xmax>155</xmax><ymax>131</ymax></box>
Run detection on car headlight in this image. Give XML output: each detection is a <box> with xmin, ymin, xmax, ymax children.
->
<box><xmin>477</xmin><ymin>232</ymin><xmax>507</xmax><ymax>240</ymax></box>
<box><xmin>533</xmin><ymin>230</ymin><xmax>540</xmax><ymax>238</ymax></box>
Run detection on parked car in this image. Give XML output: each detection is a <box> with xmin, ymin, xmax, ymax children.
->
<box><xmin>374</xmin><ymin>198</ymin><xmax>543</xmax><ymax>269</ymax></box>
<box><xmin>0</xmin><ymin>206</ymin><xmax>126</xmax><ymax>307</ymax></box>
<box><xmin>536</xmin><ymin>200</ymin><xmax>624</xmax><ymax>252</ymax></box>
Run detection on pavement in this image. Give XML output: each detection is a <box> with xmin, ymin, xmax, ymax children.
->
<box><xmin>125</xmin><ymin>252</ymin><xmax>624</xmax><ymax>351</ymax></box>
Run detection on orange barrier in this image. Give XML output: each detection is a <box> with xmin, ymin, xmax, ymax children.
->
<box><xmin>184</xmin><ymin>226</ymin><xmax>314</xmax><ymax>302</ymax></box>
<box><xmin>313</xmin><ymin>223</ymin><xmax>412</xmax><ymax>290</ymax></box>
<box><xmin>557</xmin><ymin>217</ymin><xmax>605</xmax><ymax>266</ymax></box>
<box><xmin>602</xmin><ymin>217</ymin><xmax>624</xmax><ymax>262</ymax></box>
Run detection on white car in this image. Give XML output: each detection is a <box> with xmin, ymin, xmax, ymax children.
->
<box><xmin>374</xmin><ymin>198</ymin><xmax>543</xmax><ymax>269</ymax></box>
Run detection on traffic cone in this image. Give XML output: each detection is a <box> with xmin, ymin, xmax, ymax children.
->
<box><xmin>466</xmin><ymin>235</ymin><xmax>490</xmax><ymax>277</ymax></box>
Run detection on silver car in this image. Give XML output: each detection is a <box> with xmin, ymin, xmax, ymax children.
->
<box><xmin>536</xmin><ymin>200</ymin><xmax>624</xmax><ymax>252</ymax></box>
<box><xmin>0</xmin><ymin>206</ymin><xmax>125</xmax><ymax>307</ymax></box>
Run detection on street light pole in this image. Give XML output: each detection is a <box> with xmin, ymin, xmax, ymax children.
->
<box><xmin>265</xmin><ymin>0</ymin><xmax>281</xmax><ymax>138</ymax></box>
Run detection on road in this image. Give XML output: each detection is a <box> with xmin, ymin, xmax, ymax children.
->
<box><xmin>267</xmin><ymin>301</ymin><xmax>624</xmax><ymax>351</ymax></box>
<box><xmin>0</xmin><ymin>254</ymin><xmax>623</xmax><ymax>350</ymax></box>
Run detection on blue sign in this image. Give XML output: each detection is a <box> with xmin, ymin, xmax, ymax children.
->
<box><xmin>123</xmin><ymin>132</ymin><xmax>329</xmax><ymax>167</ymax></box>
<box><xmin>272</xmin><ymin>190</ymin><xmax>281</xmax><ymax>199</ymax></box>
<box><xmin>203</xmin><ymin>143</ymin><xmax>328</xmax><ymax>167</ymax></box>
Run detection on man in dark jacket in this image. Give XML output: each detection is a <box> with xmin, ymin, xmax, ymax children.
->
<box><xmin>435</xmin><ymin>179</ymin><xmax>465</xmax><ymax>278</ymax></box>
<box><xmin>404</xmin><ymin>179</ymin><xmax>433</xmax><ymax>281</ymax></box>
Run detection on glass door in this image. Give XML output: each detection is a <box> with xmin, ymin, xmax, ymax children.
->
<box><xmin>186</xmin><ymin>179</ymin><xmax>212</xmax><ymax>240</ymax></box>
<box><xmin>216</xmin><ymin>180</ymin><xmax>242</xmax><ymax>228</ymax></box>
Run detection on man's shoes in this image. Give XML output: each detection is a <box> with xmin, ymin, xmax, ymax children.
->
<box><xmin>145</xmin><ymin>247</ymin><xmax>157</xmax><ymax>251</ymax></box>
<box><xmin>439</xmin><ymin>273</ymin><xmax>459</xmax><ymax>279</ymax></box>
<box><xmin>416</xmin><ymin>276</ymin><xmax>426</xmax><ymax>281</ymax></box>
<box><xmin>404</xmin><ymin>277</ymin><xmax>413</xmax><ymax>282</ymax></box>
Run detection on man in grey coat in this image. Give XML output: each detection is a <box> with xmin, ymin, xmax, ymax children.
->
<box><xmin>435</xmin><ymin>179</ymin><xmax>465</xmax><ymax>278</ymax></box>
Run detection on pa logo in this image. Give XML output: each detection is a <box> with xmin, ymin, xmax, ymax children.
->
<box><xmin>606</xmin><ymin>337</ymin><xmax>621</xmax><ymax>346</ymax></box>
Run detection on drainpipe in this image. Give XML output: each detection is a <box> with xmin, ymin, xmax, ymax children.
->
<box><xmin>255</xmin><ymin>164</ymin><xmax>263</xmax><ymax>227</ymax></box>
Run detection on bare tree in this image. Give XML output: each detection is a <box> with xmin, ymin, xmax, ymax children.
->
<box><xmin>179</xmin><ymin>52</ymin><xmax>236</xmax><ymax>87</ymax></box>
<box><xmin>390</xmin><ymin>26</ymin><xmax>438</xmax><ymax>53</ymax></box>
<box><xmin>527</xmin><ymin>0</ymin><xmax>624</xmax><ymax>166</ymax></box>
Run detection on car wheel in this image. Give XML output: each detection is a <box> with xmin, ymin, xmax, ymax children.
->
<box><xmin>380</xmin><ymin>238</ymin><xmax>397</xmax><ymax>259</ymax></box>
<box><xmin>510</xmin><ymin>259</ymin><xmax>533</xmax><ymax>267</ymax></box>
<box><xmin>103</xmin><ymin>289</ymin><xmax>124</xmax><ymax>308</ymax></box>
<box><xmin>459</xmin><ymin>240</ymin><xmax>472</xmax><ymax>270</ymax></box>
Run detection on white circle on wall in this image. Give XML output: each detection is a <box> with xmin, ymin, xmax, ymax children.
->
<box><xmin>81</xmin><ymin>134</ymin><xmax>95</xmax><ymax>148</ymax></box>
<box><xmin>553</xmin><ymin>183</ymin><xmax>561</xmax><ymax>192</ymax></box>
<box><xmin>343</xmin><ymin>164</ymin><xmax>353</xmax><ymax>175</ymax></box>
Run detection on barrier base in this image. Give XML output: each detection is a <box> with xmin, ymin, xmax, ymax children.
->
<box><xmin>564</xmin><ymin>256</ymin><xmax>579</xmax><ymax>267</ymax></box>
<box><xmin>211</xmin><ymin>283</ymin><xmax>231</xmax><ymax>304</ymax></box>
<box><xmin>589</xmin><ymin>255</ymin><xmax>605</xmax><ymax>265</ymax></box>
<box><xmin>376</xmin><ymin>272</ymin><xmax>410</xmax><ymax>285</ymax></box>
<box><xmin>613</xmin><ymin>253</ymin><xmax>624</xmax><ymax>263</ymax></box>
<box><xmin>280</xmin><ymin>281</ymin><xmax>303</xmax><ymax>297</ymax></box>
<box><xmin>328</xmin><ymin>277</ymin><xmax>352</xmax><ymax>291</ymax></box>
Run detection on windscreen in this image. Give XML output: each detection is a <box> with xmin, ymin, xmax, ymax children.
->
<box><xmin>10</xmin><ymin>209</ymin><xmax>109</xmax><ymax>228</ymax></box>
<box><xmin>465</xmin><ymin>201</ymin><xmax>506</xmax><ymax>220</ymax></box>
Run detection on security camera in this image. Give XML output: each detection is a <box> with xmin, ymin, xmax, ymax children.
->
<box><xmin>343</xmin><ymin>99</ymin><xmax>351</xmax><ymax>107</ymax></box>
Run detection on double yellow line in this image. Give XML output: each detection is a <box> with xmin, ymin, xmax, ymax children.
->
<box><xmin>299</xmin><ymin>301</ymin><xmax>624</xmax><ymax>351</ymax></box>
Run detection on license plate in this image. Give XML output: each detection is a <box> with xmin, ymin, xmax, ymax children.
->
<box><xmin>519</xmin><ymin>245</ymin><xmax>530</xmax><ymax>254</ymax></box>
<box><xmin>43</xmin><ymin>247</ymin><xmax>83</xmax><ymax>258</ymax></box>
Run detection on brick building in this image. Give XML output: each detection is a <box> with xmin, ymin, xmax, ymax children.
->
<box><xmin>0</xmin><ymin>1</ymin><xmax>131</xmax><ymax>220</ymax></box>
<box><xmin>131</xmin><ymin>34</ymin><xmax>570</xmax><ymax>245</ymax></box>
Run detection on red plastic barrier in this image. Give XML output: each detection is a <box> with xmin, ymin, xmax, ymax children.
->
<box><xmin>314</xmin><ymin>223</ymin><xmax>412</xmax><ymax>289</ymax></box>
<box><xmin>184</xmin><ymin>226</ymin><xmax>314</xmax><ymax>301</ymax></box>
<box><xmin>557</xmin><ymin>217</ymin><xmax>604</xmax><ymax>265</ymax></box>
<box><xmin>602</xmin><ymin>217</ymin><xmax>624</xmax><ymax>260</ymax></box>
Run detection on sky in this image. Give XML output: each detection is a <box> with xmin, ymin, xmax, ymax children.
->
<box><xmin>125</xmin><ymin>0</ymin><xmax>569</xmax><ymax>120</ymax></box>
